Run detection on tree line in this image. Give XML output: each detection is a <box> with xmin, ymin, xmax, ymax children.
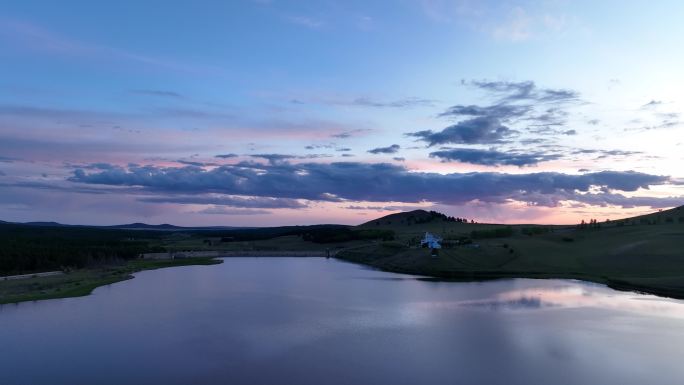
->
<box><xmin>0</xmin><ymin>224</ymin><xmax>164</xmax><ymax>274</ymax></box>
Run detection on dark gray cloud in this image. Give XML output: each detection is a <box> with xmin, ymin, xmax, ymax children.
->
<box><xmin>408</xmin><ymin>116</ymin><xmax>514</xmax><ymax>146</ymax></box>
<box><xmin>632</xmin><ymin>120</ymin><xmax>681</xmax><ymax>131</ymax></box>
<box><xmin>642</xmin><ymin>100</ymin><xmax>662</xmax><ymax>108</ymax></box>
<box><xmin>331</xmin><ymin>129</ymin><xmax>370</xmax><ymax>139</ymax></box>
<box><xmin>629</xmin><ymin>102</ymin><xmax>681</xmax><ymax>131</ymax></box>
<box><xmin>658</xmin><ymin>112</ymin><xmax>679</xmax><ymax>119</ymax></box>
<box><xmin>568</xmin><ymin>148</ymin><xmax>643</xmax><ymax>159</ymax></box>
<box><xmin>138</xmin><ymin>195</ymin><xmax>306</xmax><ymax>208</ymax></box>
<box><xmin>368</xmin><ymin>144</ymin><xmax>400</xmax><ymax>154</ymax></box>
<box><xmin>250</xmin><ymin>153</ymin><xmax>297</xmax><ymax>164</ymax></box>
<box><xmin>215</xmin><ymin>153</ymin><xmax>238</xmax><ymax>159</ymax></box>
<box><xmin>149</xmin><ymin>107</ymin><xmax>234</xmax><ymax>120</ymax></box>
<box><xmin>297</xmin><ymin>96</ymin><xmax>435</xmax><ymax>109</ymax></box>
<box><xmin>429</xmin><ymin>148</ymin><xmax>560</xmax><ymax>166</ymax></box>
<box><xmin>470</xmin><ymin>80</ymin><xmax>535</xmax><ymax>100</ymax></box>
<box><xmin>0</xmin><ymin>105</ymin><xmax>82</xmax><ymax>118</ymax></box>
<box><xmin>595</xmin><ymin>150</ymin><xmax>642</xmax><ymax>158</ymax></box>
<box><xmin>198</xmin><ymin>207</ymin><xmax>271</xmax><ymax>215</ymax></box>
<box><xmin>520</xmin><ymin>138</ymin><xmax>546</xmax><ymax>145</ymax></box>
<box><xmin>0</xmin><ymin>180</ymin><xmax>120</xmax><ymax>195</ymax></box>
<box><xmin>176</xmin><ymin>159</ymin><xmax>219</xmax><ymax>167</ymax></box>
<box><xmin>568</xmin><ymin>192</ymin><xmax>684</xmax><ymax>209</ymax></box>
<box><xmin>64</xmin><ymin>162</ymin><xmax>119</xmax><ymax>170</ymax></box>
<box><xmin>251</xmin><ymin>153</ymin><xmax>332</xmax><ymax>163</ymax></box>
<box><xmin>470</xmin><ymin>80</ymin><xmax>580</xmax><ymax>103</ymax></box>
<box><xmin>393</xmin><ymin>157</ymin><xmax>405</xmax><ymax>162</ymax></box>
<box><xmin>0</xmin><ymin>155</ymin><xmax>18</xmax><ymax>163</ymax></box>
<box><xmin>0</xmin><ymin>103</ymin><xmax>233</xmax><ymax>123</ymax></box>
<box><xmin>526</xmin><ymin>107</ymin><xmax>569</xmax><ymax>128</ymax></box>
<box><xmin>344</xmin><ymin>204</ymin><xmax>429</xmax><ymax>211</ymax></box>
<box><xmin>439</xmin><ymin>104</ymin><xmax>531</xmax><ymax>120</ymax></box>
<box><xmin>305</xmin><ymin>144</ymin><xmax>334</xmax><ymax>150</ymax></box>
<box><xmin>537</xmin><ymin>89</ymin><xmax>579</xmax><ymax>103</ymax></box>
<box><xmin>345</xmin><ymin>205</ymin><xmax>385</xmax><ymax>210</ymax></box>
<box><xmin>409</xmin><ymin>80</ymin><xmax>584</xmax><ymax>146</ymax></box>
<box><xmin>130</xmin><ymin>89</ymin><xmax>184</xmax><ymax>98</ymax></box>
<box><xmin>340</xmin><ymin>97</ymin><xmax>435</xmax><ymax>108</ymax></box>
<box><xmin>69</xmin><ymin>161</ymin><xmax>675</xmax><ymax>208</ymax></box>
<box><xmin>410</xmin><ymin>80</ymin><xmax>585</xmax><ymax>147</ymax></box>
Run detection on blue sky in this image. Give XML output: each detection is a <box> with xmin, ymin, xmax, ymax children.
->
<box><xmin>1</xmin><ymin>0</ymin><xmax>683</xmax><ymax>225</ymax></box>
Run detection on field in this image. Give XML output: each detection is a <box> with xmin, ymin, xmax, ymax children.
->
<box><xmin>337</xmin><ymin>208</ymin><xmax>684</xmax><ymax>298</ymax></box>
<box><xmin>2</xmin><ymin>206</ymin><xmax>684</xmax><ymax>303</ymax></box>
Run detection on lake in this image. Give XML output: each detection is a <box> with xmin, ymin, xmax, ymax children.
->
<box><xmin>2</xmin><ymin>257</ymin><xmax>684</xmax><ymax>385</ymax></box>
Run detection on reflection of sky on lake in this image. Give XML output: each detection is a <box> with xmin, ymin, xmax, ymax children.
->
<box><xmin>463</xmin><ymin>281</ymin><xmax>684</xmax><ymax>318</ymax></box>
<box><xmin>3</xmin><ymin>258</ymin><xmax>684</xmax><ymax>385</ymax></box>
<box><xmin>457</xmin><ymin>295</ymin><xmax>548</xmax><ymax>310</ymax></box>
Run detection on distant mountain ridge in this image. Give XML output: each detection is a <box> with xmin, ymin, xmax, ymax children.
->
<box><xmin>24</xmin><ymin>221</ymin><xmax>67</xmax><ymax>227</ymax></box>
<box><xmin>108</xmin><ymin>223</ymin><xmax>184</xmax><ymax>230</ymax></box>
<box><xmin>2</xmin><ymin>221</ymin><xmax>251</xmax><ymax>231</ymax></box>
<box><xmin>3</xmin><ymin>205</ymin><xmax>683</xmax><ymax>230</ymax></box>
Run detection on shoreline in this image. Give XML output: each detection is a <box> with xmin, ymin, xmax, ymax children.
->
<box><xmin>0</xmin><ymin>252</ymin><xmax>331</xmax><ymax>305</ymax></box>
<box><xmin>0</xmin><ymin>257</ymin><xmax>222</xmax><ymax>305</ymax></box>
<box><xmin>333</xmin><ymin>253</ymin><xmax>684</xmax><ymax>301</ymax></box>
<box><xmin>217</xmin><ymin>250</ymin><xmax>330</xmax><ymax>257</ymax></box>
<box><xmin>4</xmin><ymin>251</ymin><xmax>684</xmax><ymax>305</ymax></box>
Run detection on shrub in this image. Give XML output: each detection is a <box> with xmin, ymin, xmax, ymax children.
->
<box><xmin>302</xmin><ymin>228</ymin><xmax>395</xmax><ymax>243</ymax></box>
<box><xmin>521</xmin><ymin>226</ymin><xmax>550</xmax><ymax>236</ymax></box>
<box><xmin>471</xmin><ymin>227</ymin><xmax>513</xmax><ymax>239</ymax></box>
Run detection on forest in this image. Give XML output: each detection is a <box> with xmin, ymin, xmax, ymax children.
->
<box><xmin>0</xmin><ymin>223</ymin><xmax>164</xmax><ymax>274</ymax></box>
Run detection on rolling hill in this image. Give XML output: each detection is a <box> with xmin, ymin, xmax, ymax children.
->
<box><xmin>339</xmin><ymin>205</ymin><xmax>684</xmax><ymax>299</ymax></box>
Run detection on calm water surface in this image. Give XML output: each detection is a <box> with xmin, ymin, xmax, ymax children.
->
<box><xmin>2</xmin><ymin>257</ymin><xmax>684</xmax><ymax>385</ymax></box>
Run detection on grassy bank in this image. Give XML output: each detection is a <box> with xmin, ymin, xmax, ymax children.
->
<box><xmin>336</xmin><ymin>218</ymin><xmax>684</xmax><ymax>299</ymax></box>
<box><xmin>0</xmin><ymin>257</ymin><xmax>221</xmax><ymax>305</ymax></box>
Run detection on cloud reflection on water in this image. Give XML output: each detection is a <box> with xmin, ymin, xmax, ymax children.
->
<box><xmin>401</xmin><ymin>279</ymin><xmax>684</xmax><ymax>319</ymax></box>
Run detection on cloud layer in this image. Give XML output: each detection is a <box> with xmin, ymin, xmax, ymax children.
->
<box><xmin>138</xmin><ymin>195</ymin><xmax>306</xmax><ymax>208</ymax></box>
<box><xmin>408</xmin><ymin>80</ymin><xmax>582</xmax><ymax>147</ymax></box>
<box><xmin>408</xmin><ymin>117</ymin><xmax>514</xmax><ymax>145</ymax></box>
<box><xmin>69</xmin><ymin>161</ymin><xmax>674</xmax><ymax>208</ymax></box>
<box><xmin>429</xmin><ymin>148</ymin><xmax>560</xmax><ymax>166</ymax></box>
<box><xmin>368</xmin><ymin>144</ymin><xmax>401</xmax><ymax>154</ymax></box>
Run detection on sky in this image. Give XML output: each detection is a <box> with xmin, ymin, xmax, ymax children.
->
<box><xmin>1</xmin><ymin>0</ymin><xmax>683</xmax><ymax>226</ymax></box>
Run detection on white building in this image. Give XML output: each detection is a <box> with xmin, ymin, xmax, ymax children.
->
<box><xmin>420</xmin><ymin>232</ymin><xmax>442</xmax><ymax>249</ymax></box>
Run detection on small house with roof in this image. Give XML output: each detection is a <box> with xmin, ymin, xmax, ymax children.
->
<box><xmin>420</xmin><ymin>232</ymin><xmax>442</xmax><ymax>249</ymax></box>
